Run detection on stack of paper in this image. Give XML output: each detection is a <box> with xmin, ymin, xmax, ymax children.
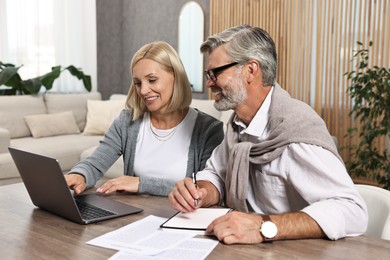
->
<box><xmin>87</xmin><ymin>215</ymin><xmax>221</xmax><ymax>260</ymax></box>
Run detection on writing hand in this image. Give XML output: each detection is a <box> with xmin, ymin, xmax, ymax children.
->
<box><xmin>169</xmin><ymin>177</ymin><xmax>203</xmax><ymax>212</ymax></box>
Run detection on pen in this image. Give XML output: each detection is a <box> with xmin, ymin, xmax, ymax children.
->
<box><xmin>192</xmin><ymin>172</ymin><xmax>198</xmax><ymax>207</ymax></box>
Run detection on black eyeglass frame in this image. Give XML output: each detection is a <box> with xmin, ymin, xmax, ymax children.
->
<box><xmin>204</xmin><ymin>62</ymin><xmax>238</xmax><ymax>82</ymax></box>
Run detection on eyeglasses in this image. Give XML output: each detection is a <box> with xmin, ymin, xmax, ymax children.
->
<box><xmin>204</xmin><ymin>62</ymin><xmax>238</xmax><ymax>82</ymax></box>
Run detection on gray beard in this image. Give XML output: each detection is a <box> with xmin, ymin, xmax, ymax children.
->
<box><xmin>214</xmin><ymin>77</ymin><xmax>247</xmax><ymax>111</ymax></box>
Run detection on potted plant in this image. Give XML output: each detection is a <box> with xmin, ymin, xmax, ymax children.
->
<box><xmin>0</xmin><ymin>61</ymin><xmax>91</xmax><ymax>95</ymax></box>
<box><xmin>344</xmin><ymin>41</ymin><xmax>390</xmax><ymax>190</ymax></box>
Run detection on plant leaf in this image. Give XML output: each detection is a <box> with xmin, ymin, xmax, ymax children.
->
<box><xmin>0</xmin><ymin>61</ymin><xmax>91</xmax><ymax>95</ymax></box>
<box><xmin>40</xmin><ymin>66</ymin><xmax>61</xmax><ymax>90</ymax></box>
<box><xmin>65</xmin><ymin>65</ymin><xmax>84</xmax><ymax>79</ymax></box>
<box><xmin>21</xmin><ymin>78</ymin><xmax>43</xmax><ymax>94</ymax></box>
<box><xmin>0</xmin><ymin>66</ymin><xmax>21</xmax><ymax>86</ymax></box>
<box><xmin>82</xmin><ymin>75</ymin><xmax>92</xmax><ymax>91</ymax></box>
<box><xmin>65</xmin><ymin>65</ymin><xmax>91</xmax><ymax>91</ymax></box>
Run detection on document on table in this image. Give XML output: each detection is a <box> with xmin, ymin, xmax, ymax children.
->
<box><xmin>87</xmin><ymin>215</ymin><xmax>195</xmax><ymax>255</ymax></box>
<box><xmin>109</xmin><ymin>238</ymin><xmax>219</xmax><ymax>260</ymax></box>
<box><xmin>160</xmin><ymin>208</ymin><xmax>233</xmax><ymax>235</ymax></box>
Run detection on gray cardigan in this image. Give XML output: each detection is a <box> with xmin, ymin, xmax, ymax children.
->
<box><xmin>70</xmin><ymin>108</ymin><xmax>224</xmax><ymax>196</ymax></box>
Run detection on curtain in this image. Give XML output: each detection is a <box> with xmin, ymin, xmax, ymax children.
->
<box><xmin>0</xmin><ymin>0</ymin><xmax>97</xmax><ymax>93</ymax></box>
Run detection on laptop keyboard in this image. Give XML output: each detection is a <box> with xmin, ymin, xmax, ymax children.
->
<box><xmin>75</xmin><ymin>199</ymin><xmax>116</xmax><ymax>220</ymax></box>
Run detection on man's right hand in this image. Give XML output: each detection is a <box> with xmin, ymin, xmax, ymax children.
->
<box><xmin>169</xmin><ymin>177</ymin><xmax>203</xmax><ymax>212</ymax></box>
<box><xmin>169</xmin><ymin>178</ymin><xmax>220</xmax><ymax>212</ymax></box>
<box><xmin>65</xmin><ymin>173</ymin><xmax>86</xmax><ymax>195</ymax></box>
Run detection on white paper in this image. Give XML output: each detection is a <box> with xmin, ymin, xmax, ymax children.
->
<box><xmin>109</xmin><ymin>237</ymin><xmax>219</xmax><ymax>260</ymax></box>
<box><xmin>87</xmin><ymin>215</ymin><xmax>194</xmax><ymax>255</ymax></box>
<box><xmin>161</xmin><ymin>208</ymin><xmax>232</xmax><ymax>232</ymax></box>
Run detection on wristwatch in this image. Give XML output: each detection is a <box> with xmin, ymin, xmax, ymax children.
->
<box><xmin>260</xmin><ymin>215</ymin><xmax>278</xmax><ymax>241</ymax></box>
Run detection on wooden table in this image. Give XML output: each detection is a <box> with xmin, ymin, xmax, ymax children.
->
<box><xmin>1</xmin><ymin>183</ymin><xmax>389</xmax><ymax>260</ymax></box>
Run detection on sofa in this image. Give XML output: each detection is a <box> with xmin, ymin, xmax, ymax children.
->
<box><xmin>0</xmin><ymin>92</ymin><xmax>232</xmax><ymax>186</ymax></box>
<box><xmin>0</xmin><ymin>92</ymin><xmax>126</xmax><ymax>185</ymax></box>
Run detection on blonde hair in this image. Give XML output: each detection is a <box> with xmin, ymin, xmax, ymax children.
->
<box><xmin>126</xmin><ymin>41</ymin><xmax>192</xmax><ymax>120</ymax></box>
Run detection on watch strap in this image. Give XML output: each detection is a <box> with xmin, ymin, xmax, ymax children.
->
<box><xmin>262</xmin><ymin>215</ymin><xmax>272</xmax><ymax>222</ymax></box>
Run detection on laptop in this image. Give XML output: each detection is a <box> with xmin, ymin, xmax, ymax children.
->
<box><xmin>8</xmin><ymin>147</ymin><xmax>143</xmax><ymax>224</ymax></box>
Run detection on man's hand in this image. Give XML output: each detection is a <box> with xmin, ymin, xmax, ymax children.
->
<box><xmin>65</xmin><ymin>173</ymin><xmax>86</xmax><ymax>195</ymax></box>
<box><xmin>207</xmin><ymin>211</ymin><xmax>263</xmax><ymax>244</ymax></box>
<box><xmin>169</xmin><ymin>177</ymin><xmax>203</xmax><ymax>212</ymax></box>
<box><xmin>96</xmin><ymin>176</ymin><xmax>140</xmax><ymax>194</ymax></box>
<box><xmin>169</xmin><ymin>178</ymin><xmax>220</xmax><ymax>212</ymax></box>
<box><xmin>207</xmin><ymin>211</ymin><xmax>326</xmax><ymax>244</ymax></box>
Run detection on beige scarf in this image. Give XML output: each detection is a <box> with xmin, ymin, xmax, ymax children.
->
<box><xmin>225</xmin><ymin>84</ymin><xmax>341</xmax><ymax>212</ymax></box>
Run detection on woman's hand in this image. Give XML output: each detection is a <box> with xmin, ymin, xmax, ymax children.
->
<box><xmin>96</xmin><ymin>176</ymin><xmax>140</xmax><ymax>194</ymax></box>
<box><xmin>65</xmin><ymin>173</ymin><xmax>86</xmax><ymax>195</ymax></box>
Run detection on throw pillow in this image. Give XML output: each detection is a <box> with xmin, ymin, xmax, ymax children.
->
<box><xmin>83</xmin><ymin>99</ymin><xmax>125</xmax><ymax>135</ymax></box>
<box><xmin>44</xmin><ymin>92</ymin><xmax>102</xmax><ymax>131</ymax></box>
<box><xmin>24</xmin><ymin>111</ymin><xmax>81</xmax><ymax>138</ymax></box>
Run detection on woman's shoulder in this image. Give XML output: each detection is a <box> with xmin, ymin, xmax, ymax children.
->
<box><xmin>116</xmin><ymin>108</ymin><xmax>132</xmax><ymax>121</ymax></box>
<box><xmin>191</xmin><ymin>109</ymin><xmax>224</xmax><ymax>142</ymax></box>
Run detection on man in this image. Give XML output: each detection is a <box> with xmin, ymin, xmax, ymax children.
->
<box><xmin>169</xmin><ymin>24</ymin><xmax>368</xmax><ymax>244</ymax></box>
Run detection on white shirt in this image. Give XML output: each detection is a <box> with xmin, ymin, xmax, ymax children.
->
<box><xmin>134</xmin><ymin>108</ymin><xmax>197</xmax><ymax>182</ymax></box>
<box><xmin>197</xmin><ymin>87</ymin><xmax>367</xmax><ymax>240</ymax></box>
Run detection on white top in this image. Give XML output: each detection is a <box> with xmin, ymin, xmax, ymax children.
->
<box><xmin>197</xmin><ymin>87</ymin><xmax>367</xmax><ymax>240</ymax></box>
<box><xmin>134</xmin><ymin>108</ymin><xmax>197</xmax><ymax>183</ymax></box>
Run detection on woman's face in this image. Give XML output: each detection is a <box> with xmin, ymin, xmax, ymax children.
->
<box><xmin>132</xmin><ymin>58</ymin><xmax>175</xmax><ymax>114</ymax></box>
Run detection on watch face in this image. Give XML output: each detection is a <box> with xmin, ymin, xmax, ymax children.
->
<box><xmin>262</xmin><ymin>221</ymin><xmax>278</xmax><ymax>239</ymax></box>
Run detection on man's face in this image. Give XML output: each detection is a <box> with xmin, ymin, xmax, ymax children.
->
<box><xmin>206</xmin><ymin>46</ymin><xmax>247</xmax><ymax>111</ymax></box>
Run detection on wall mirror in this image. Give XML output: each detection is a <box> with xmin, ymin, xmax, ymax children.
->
<box><xmin>178</xmin><ymin>1</ymin><xmax>204</xmax><ymax>92</ymax></box>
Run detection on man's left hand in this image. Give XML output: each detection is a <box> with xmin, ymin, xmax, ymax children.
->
<box><xmin>207</xmin><ymin>211</ymin><xmax>264</xmax><ymax>244</ymax></box>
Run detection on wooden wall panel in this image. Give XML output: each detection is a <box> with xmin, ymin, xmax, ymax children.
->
<box><xmin>209</xmin><ymin>0</ymin><xmax>390</xmax><ymax>164</ymax></box>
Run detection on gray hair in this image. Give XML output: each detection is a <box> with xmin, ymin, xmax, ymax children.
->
<box><xmin>200</xmin><ymin>24</ymin><xmax>277</xmax><ymax>86</ymax></box>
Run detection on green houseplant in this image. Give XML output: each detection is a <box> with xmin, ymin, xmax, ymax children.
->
<box><xmin>0</xmin><ymin>61</ymin><xmax>91</xmax><ymax>95</ymax></box>
<box><xmin>344</xmin><ymin>41</ymin><xmax>390</xmax><ymax>190</ymax></box>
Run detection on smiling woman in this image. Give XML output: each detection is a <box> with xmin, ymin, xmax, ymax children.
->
<box><xmin>64</xmin><ymin>41</ymin><xmax>224</xmax><ymax>198</ymax></box>
<box><xmin>0</xmin><ymin>0</ymin><xmax>97</xmax><ymax>93</ymax></box>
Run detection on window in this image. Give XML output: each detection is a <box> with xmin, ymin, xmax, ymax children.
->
<box><xmin>0</xmin><ymin>0</ymin><xmax>97</xmax><ymax>92</ymax></box>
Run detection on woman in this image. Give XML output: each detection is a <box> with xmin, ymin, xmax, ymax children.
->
<box><xmin>65</xmin><ymin>41</ymin><xmax>224</xmax><ymax>196</ymax></box>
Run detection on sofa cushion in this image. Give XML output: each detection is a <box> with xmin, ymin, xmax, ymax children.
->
<box><xmin>24</xmin><ymin>111</ymin><xmax>80</xmax><ymax>138</ymax></box>
<box><xmin>83</xmin><ymin>99</ymin><xmax>125</xmax><ymax>135</ymax></box>
<box><xmin>44</xmin><ymin>92</ymin><xmax>102</xmax><ymax>132</ymax></box>
<box><xmin>10</xmin><ymin>134</ymin><xmax>102</xmax><ymax>171</ymax></box>
<box><xmin>0</xmin><ymin>95</ymin><xmax>47</xmax><ymax>139</ymax></box>
<box><xmin>109</xmin><ymin>94</ymin><xmax>127</xmax><ymax>100</ymax></box>
<box><xmin>191</xmin><ymin>99</ymin><xmax>222</xmax><ymax>120</ymax></box>
<box><xmin>0</xmin><ymin>128</ymin><xmax>10</xmax><ymax>153</ymax></box>
<box><xmin>0</xmin><ymin>153</ymin><xmax>19</xmax><ymax>179</ymax></box>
